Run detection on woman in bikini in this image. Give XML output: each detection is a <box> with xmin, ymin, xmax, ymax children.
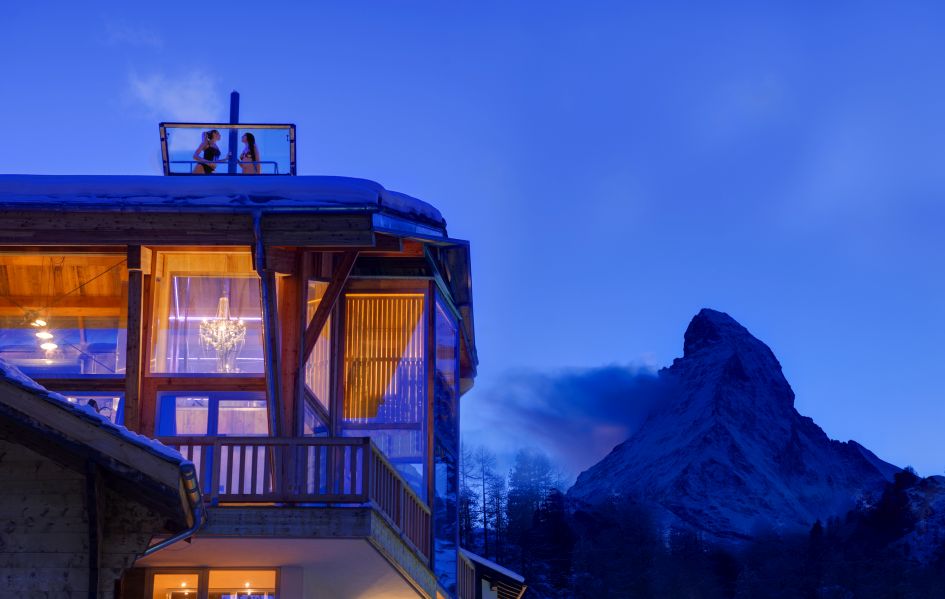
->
<box><xmin>192</xmin><ymin>129</ymin><xmax>222</xmax><ymax>174</ymax></box>
<box><xmin>239</xmin><ymin>132</ymin><xmax>261</xmax><ymax>174</ymax></box>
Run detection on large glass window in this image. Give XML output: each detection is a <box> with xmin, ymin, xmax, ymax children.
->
<box><xmin>303</xmin><ymin>281</ymin><xmax>331</xmax><ymax>412</ymax></box>
<box><xmin>433</xmin><ymin>294</ymin><xmax>460</xmax><ymax>591</ymax></box>
<box><xmin>156</xmin><ymin>392</ymin><xmax>268</xmax><ymax>437</ymax></box>
<box><xmin>0</xmin><ymin>253</ymin><xmax>127</xmax><ymax>377</ymax></box>
<box><xmin>434</xmin><ymin>295</ymin><xmax>460</xmax><ymax>452</ymax></box>
<box><xmin>150</xmin><ymin>251</ymin><xmax>264</xmax><ymax>374</ymax></box>
<box><xmin>341</xmin><ymin>293</ymin><xmax>427</xmax><ymax>499</ymax></box>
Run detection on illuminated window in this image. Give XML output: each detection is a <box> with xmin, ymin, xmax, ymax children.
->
<box><xmin>303</xmin><ymin>281</ymin><xmax>331</xmax><ymax>412</ymax></box>
<box><xmin>208</xmin><ymin>569</ymin><xmax>276</xmax><ymax>599</ymax></box>
<box><xmin>150</xmin><ymin>570</ymin><xmax>276</xmax><ymax>599</ymax></box>
<box><xmin>63</xmin><ymin>392</ymin><xmax>124</xmax><ymax>424</ymax></box>
<box><xmin>150</xmin><ymin>251</ymin><xmax>264</xmax><ymax>374</ymax></box>
<box><xmin>0</xmin><ymin>253</ymin><xmax>127</xmax><ymax>377</ymax></box>
<box><xmin>156</xmin><ymin>392</ymin><xmax>268</xmax><ymax>437</ymax></box>
<box><xmin>341</xmin><ymin>293</ymin><xmax>427</xmax><ymax>499</ymax></box>
<box><xmin>151</xmin><ymin>573</ymin><xmax>199</xmax><ymax>599</ymax></box>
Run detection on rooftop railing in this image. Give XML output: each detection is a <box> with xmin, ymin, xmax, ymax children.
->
<box><xmin>159</xmin><ymin>436</ymin><xmax>431</xmax><ymax>562</ymax></box>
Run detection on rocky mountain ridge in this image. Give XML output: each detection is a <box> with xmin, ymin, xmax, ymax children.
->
<box><xmin>568</xmin><ymin>309</ymin><xmax>899</xmax><ymax>540</ymax></box>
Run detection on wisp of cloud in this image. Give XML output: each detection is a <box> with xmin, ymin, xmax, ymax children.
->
<box><xmin>462</xmin><ymin>364</ymin><xmax>669</xmax><ymax>485</ymax></box>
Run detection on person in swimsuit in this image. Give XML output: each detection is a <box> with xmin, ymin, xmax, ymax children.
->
<box><xmin>193</xmin><ymin>129</ymin><xmax>222</xmax><ymax>174</ymax></box>
<box><xmin>239</xmin><ymin>132</ymin><xmax>261</xmax><ymax>174</ymax></box>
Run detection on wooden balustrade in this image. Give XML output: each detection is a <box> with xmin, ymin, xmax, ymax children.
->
<box><xmin>160</xmin><ymin>436</ymin><xmax>431</xmax><ymax>561</ymax></box>
<box><xmin>458</xmin><ymin>552</ymin><xmax>477</xmax><ymax>599</ymax></box>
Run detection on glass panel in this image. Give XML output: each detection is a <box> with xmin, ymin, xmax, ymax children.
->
<box><xmin>208</xmin><ymin>569</ymin><xmax>276</xmax><ymax>599</ymax></box>
<box><xmin>218</xmin><ymin>399</ymin><xmax>269</xmax><ymax>435</ymax></box>
<box><xmin>434</xmin><ymin>295</ymin><xmax>459</xmax><ymax>453</ymax></box>
<box><xmin>434</xmin><ymin>442</ymin><xmax>459</xmax><ymax>594</ymax></box>
<box><xmin>156</xmin><ymin>392</ymin><xmax>267</xmax><ymax>436</ymax></box>
<box><xmin>0</xmin><ymin>253</ymin><xmax>128</xmax><ymax>377</ymax></box>
<box><xmin>303</xmin><ymin>281</ymin><xmax>331</xmax><ymax>412</ymax></box>
<box><xmin>302</xmin><ymin>399</ymin><xmax>328</xmax><ymax>437</ymax></box>
<box><xmin>157</xmin><ymin>395</ymin><xmax>209</xmax><ymax>436</ymax></box>
<box><xmin>341</xmin><ymin>293</ymin><xmax>427</xmax><ymax>500</ymax></box>
<box><xmin>63</xmin><ymin>392</ymin><xmax>124</xmax><ymax>424</ymax></box>
<box><xmin>432</xmin><ymin>294</ymin><xmax>460</xmax><ymax>592</ymax></box>
<box><xmin>162</xmin><ymin>123</ymin><xmax>294</xmax><ymax>176</ymax></box>
<box><xmin>150</xmin><ymin>251</ymin><xmax>264</xmax><ymax>374</ymax></box>
<box><xmin>151</xmin><ymin>573</ymin><xmax>199</xmax><ymax>599</ymax></box>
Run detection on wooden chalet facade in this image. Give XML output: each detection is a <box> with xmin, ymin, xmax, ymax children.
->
<box><xmin>0</xmin><ymin>174</ymin><xmax>523</xmax><ymax>599</ymax></box>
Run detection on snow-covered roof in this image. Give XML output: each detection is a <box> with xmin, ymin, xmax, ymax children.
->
<box><xmin>0</xmin><ymin>357</ymin><xmax>188</xmax><ymax>466</ymax></box>
<box><xmin>0</xmin><ymin>175</ymin><xmax>445</xmax><ymax>227</ymax></box>
<box><xmin>459</xmin><ymin>548</ymin><xmax>525</xmax><ymax>583</ymax></box>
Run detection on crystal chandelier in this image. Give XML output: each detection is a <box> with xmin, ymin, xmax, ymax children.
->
<box><xmin>199</xmin><ymin>296</ymin><xmax>247</xmax><ymax>373</ymax></box>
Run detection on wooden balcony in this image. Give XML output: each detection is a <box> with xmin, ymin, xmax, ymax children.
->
<box><xmin>159</xmin><ymin>436</ymin><xmax>431</xmax><ymax>562</ymax></box>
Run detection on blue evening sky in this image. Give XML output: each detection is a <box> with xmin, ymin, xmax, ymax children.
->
<box><xmin>3</xmin><ymin>2</ymin><xmax>943</xmax><ymax>478</ymax></box>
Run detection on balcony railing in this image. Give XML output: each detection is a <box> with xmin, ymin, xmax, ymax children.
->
<box><xmin>160</xmin><ymin>436</ymin><xmax>431</xmax><ymax>561</ymax></box>
<box><xmin>458</xmin><ymin>552</ymin><xmax>477</xmax><ymax>599</ymax></box>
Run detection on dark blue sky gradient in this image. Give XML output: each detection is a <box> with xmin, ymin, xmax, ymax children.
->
<box><xmin>2</xmin><ymin>2</ymin><xmax>944</xmax><ymax>477</ymax></box>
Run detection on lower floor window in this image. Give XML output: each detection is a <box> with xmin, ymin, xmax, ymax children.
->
<box><xmin>156</xmin><ymin>391</ymin><xmax>268</xmax><ymax>436</ymax></box>
<box><xmin>151</xmin><ymin>569</ymin><xmax>276</xmax><ymax>599</ymax></box>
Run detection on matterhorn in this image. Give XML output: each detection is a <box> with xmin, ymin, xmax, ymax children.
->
<box><xmin>569</xmin><ymin>309</ymin><xmax>898</xmax><ymax>540</ymax></box>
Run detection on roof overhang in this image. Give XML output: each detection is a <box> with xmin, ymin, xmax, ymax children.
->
<box><xmin>0</xmin><ymin>365</ymin><xmax>199</xmax><ymax>531</ymax></box>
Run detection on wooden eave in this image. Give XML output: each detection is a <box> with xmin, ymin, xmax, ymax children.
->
<box><xmin>0</xmin><ymin>378</ymin><xmax>194</xmax><ymax>530</ymax></box>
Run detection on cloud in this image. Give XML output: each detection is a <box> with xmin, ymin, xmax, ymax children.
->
<box><xmin>104</xmin><ymin>20</ymin><xmax>164</xmax><ymax>49</ymax></box>
<box><xmin>127</xmin><ymin>70</ymin><xmax>225</xmax><ymax>122</ymax></box>
<box><xmin>461</xmin><ymin>364</ymin><xmax>669</xmax><ymax>485</ymax></box>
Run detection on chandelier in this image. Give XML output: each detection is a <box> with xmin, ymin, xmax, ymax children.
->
<box><xmin>199</xmin><ymin>297</ymin><xmax>247</xmax><ymax>373</ymax></box>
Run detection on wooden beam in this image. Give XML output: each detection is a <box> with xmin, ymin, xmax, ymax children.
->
<box><xmin>34</xmin><ymin>378</ymin><xmax>124</xmax><ymax>392</ymax></box>
<box><xmin>278</xmin><ymin>251</ymin><xmax>303</xmax><ymax>436</ymax></box>
<box><xmin>0</xmin><ymin>212</ymin><xmax>256</xmax><ymax>245</ymax></box>
<box><xmin>254</xmin><ymin>215</ymin><xmax>283</xmax><ymax>438</ymax></box>
<box><xmin>265</xmin><ymin>246</ymin><xmax>300</xmax><ymax>275</ymax></box>
<box><xmin>260</xmin><ymin>213</ymin><xmax>375</xmax><ymax>246</ymax></box>
<box><xmin>125</xmin><ymin>245</ymin><xmax>143</xmax><ymax>431</ymax></box>
<box><xmin>301</xmin><ymin>251</ymin><xmax>359</xmax><ymax>362</ymax></box>
<box><xmin>85</xmin><ymin>461</ymin><xmax>104</xmax><ymax>599</ymax></box>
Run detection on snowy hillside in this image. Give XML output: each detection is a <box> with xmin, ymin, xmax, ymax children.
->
<box><xmin>568</xmin><ymin>309</ymin><xmax>898</xmax><ymax>540</ymax></box>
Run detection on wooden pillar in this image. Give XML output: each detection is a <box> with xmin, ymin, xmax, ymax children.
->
<box><xmin>254</xmin><ymin>214</ymin><xmax>283</xmax><ymax>437</ymax></box>
<box><xmin>125</xmin><ymin>246</ymin><xmax>143</xmax><ymax>431</ymax></box>
<box><xmin>278</xmin><ymin>250</ymin><xmax>304</xmax><ymax>437</ymax></box>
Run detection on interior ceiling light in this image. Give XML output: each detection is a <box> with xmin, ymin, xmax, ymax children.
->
<box><xmin>40</xmin><ymin>342</ymin><xmax>57</xmax><ymax>351</ymax></box>
<box><xmin>35</xmin><ymin>330</ymin><xmax>53</xmax><ymax>340</ymax></box>
<box><xmin>30</xmin><ymin>318</ymin><xmax>47</xmax><ymax>327</ymax></box>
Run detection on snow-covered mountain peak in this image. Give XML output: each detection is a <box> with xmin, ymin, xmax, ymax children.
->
<box><xmin>569</xmin><ymin>309</ymin><xmax>898</xmax><ymax>540</ymax></box>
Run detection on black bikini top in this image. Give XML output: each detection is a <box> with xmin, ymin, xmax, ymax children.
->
<box><xmin>203</xmin><ymin>145</ymin><xmax>221</xmax><ymax>161</ymax></box>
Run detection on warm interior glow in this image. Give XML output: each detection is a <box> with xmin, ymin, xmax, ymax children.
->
<box><xmin>150</xmin><ymin>250</ymin><xmax>264</xmax><ymax>374</ymax></box>
<box><xmin>343</xmin><ymin>293</ymin><xmax>424</xmax><ymax>420</ymax></box>
<box><xmin>150</xmin><ymin>573</ymin><xmax>199</xmax><ymax>599</ymax></box>
<box><xmin>304</xmin><ymin>281</ymin><xmax>331</xmax><ymax>411</ymax></box>
<box><xmin>0</xmin><ymin>253</ymin><xmax>128</xmax><ymax>376</ymax></box>
<box><xmin>342</xmin><ymin>292</ymin><xmax>427</xmax><ymax>498</ymax></box>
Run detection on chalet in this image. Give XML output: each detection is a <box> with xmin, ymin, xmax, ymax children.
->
<box><xmin>0</xmin><ymin>117</ymin><xmax>525</xmax><ymax>599</ymax></box>
<box><xmin>0</xmin><ymin>357</ymin><xmax>202</xmax><ymax>598</ymax></box>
